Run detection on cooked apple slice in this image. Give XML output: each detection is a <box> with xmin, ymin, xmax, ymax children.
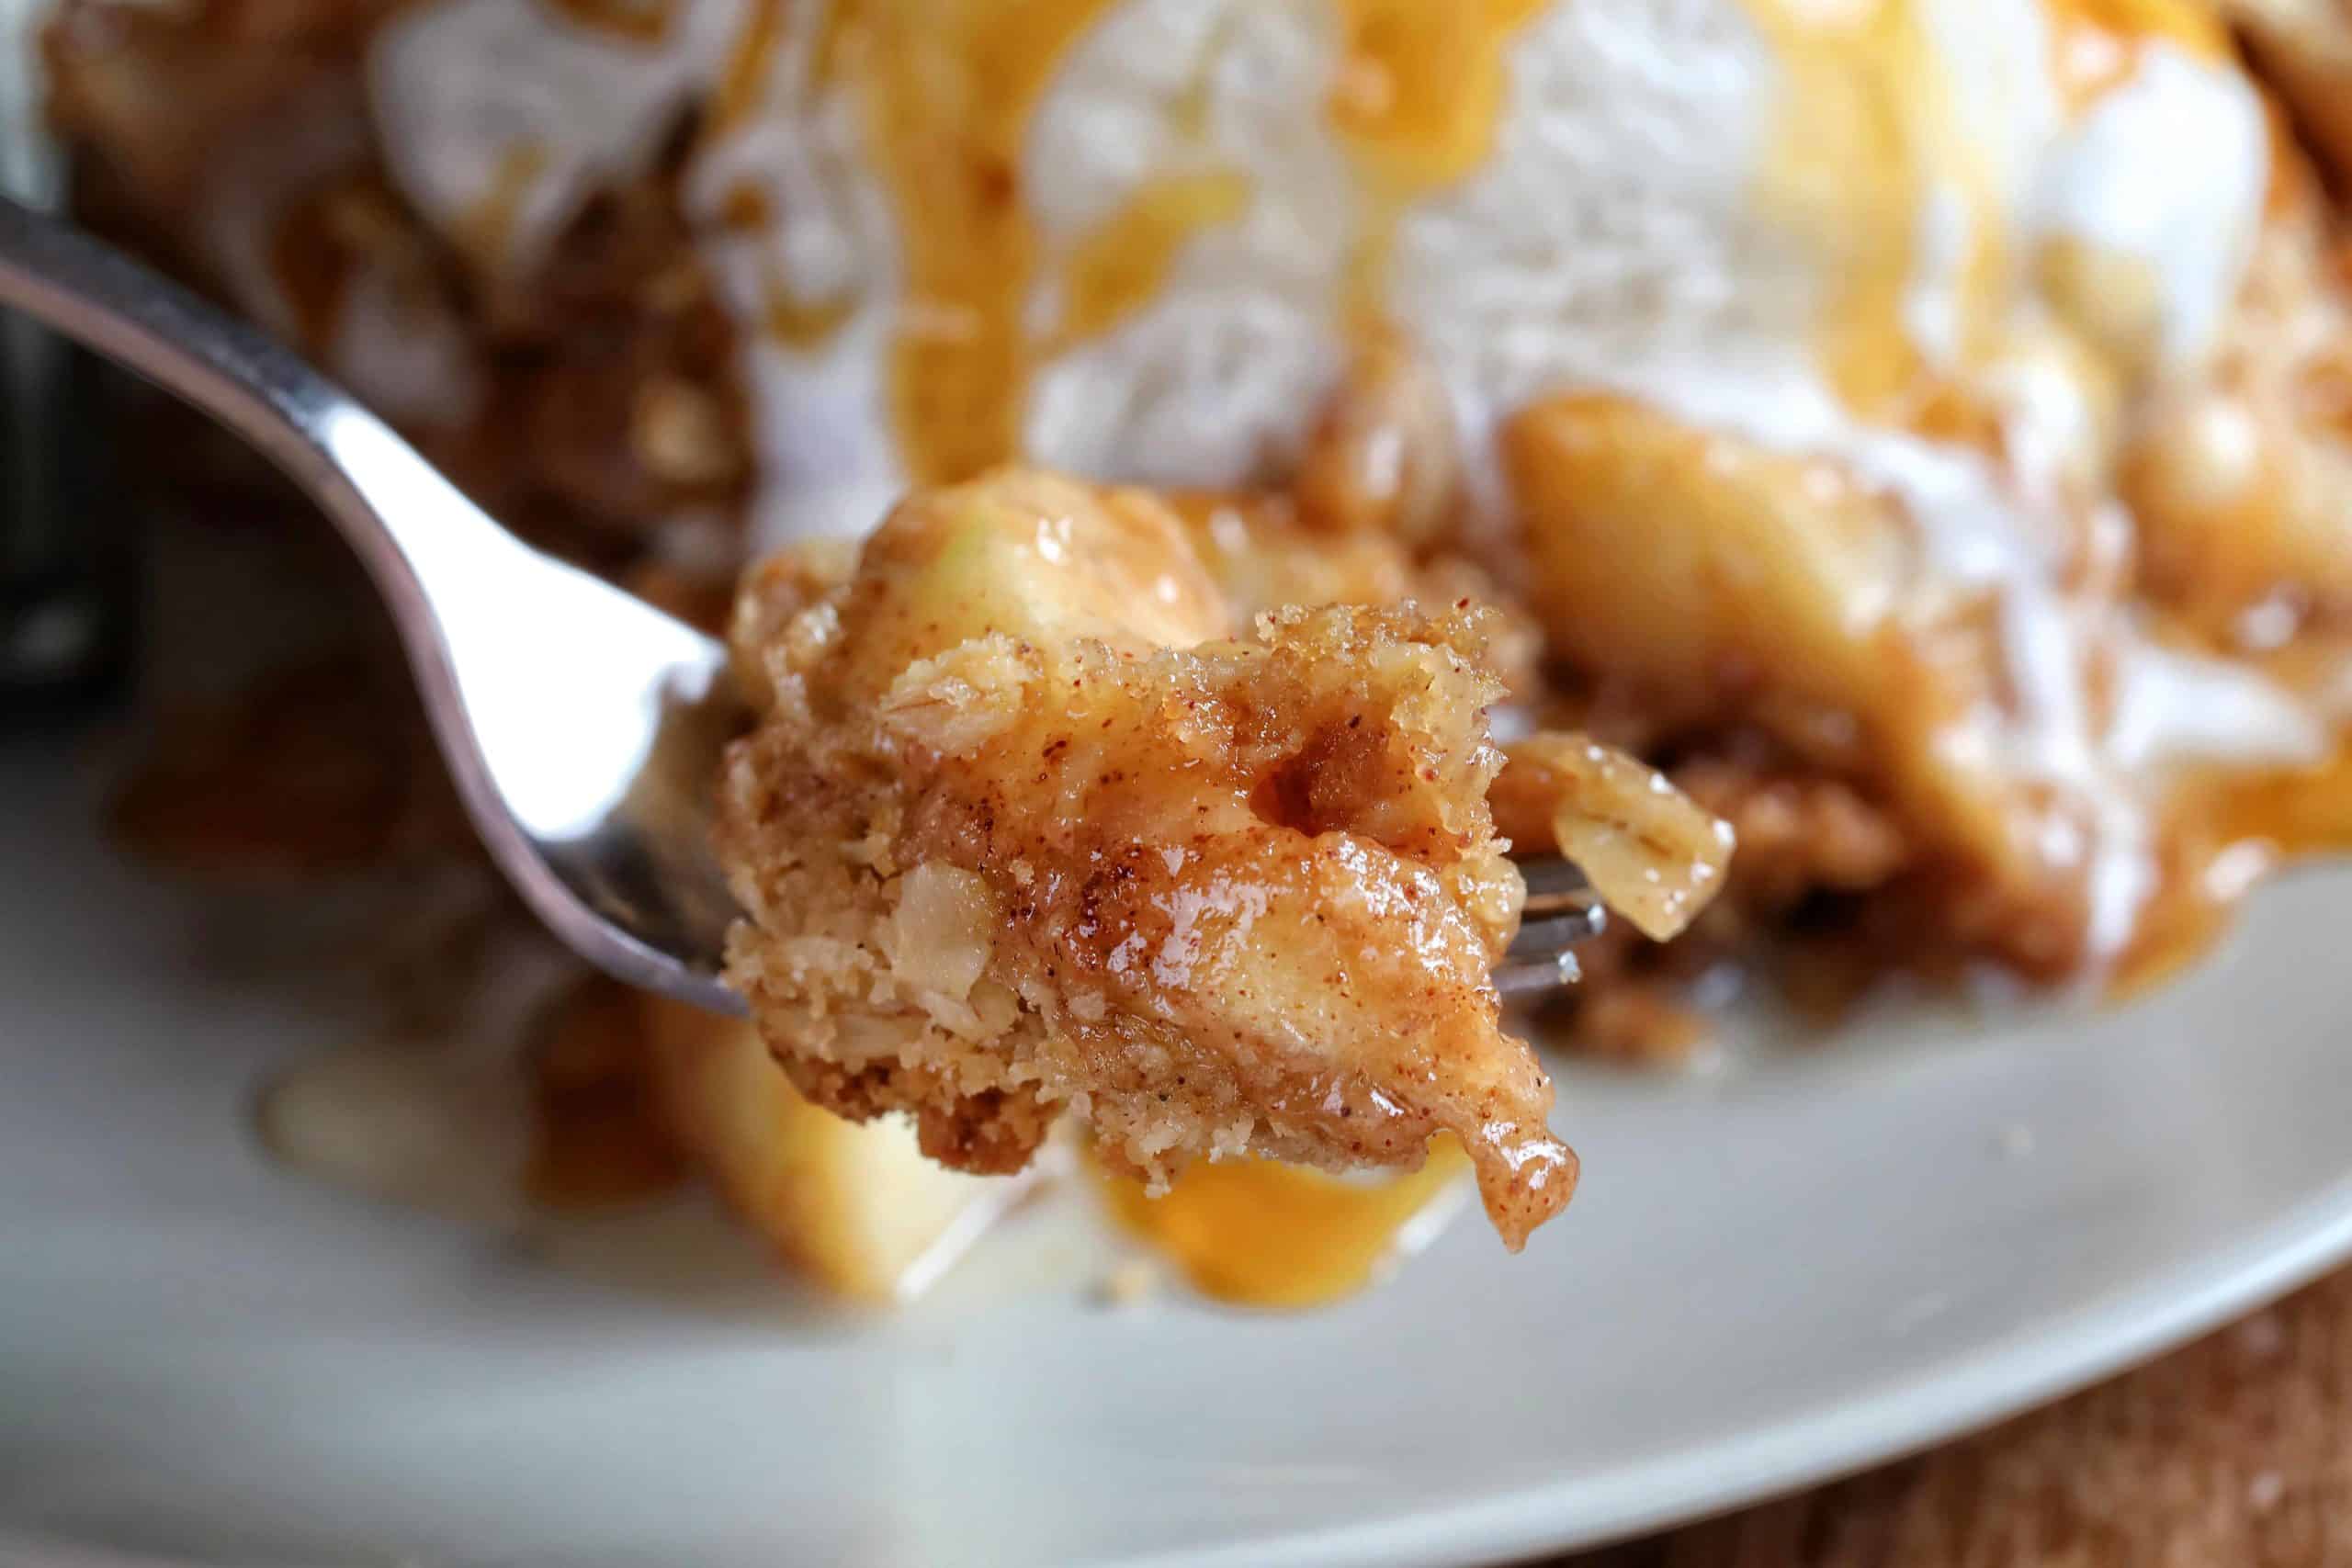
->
<box><xmin>1501</xmin><ymin>392</ymin><xmax>2086</xmax><ymax>964</ymax></box>
<box><xmin>1493</xmin><ymin>733</ymin><xmax>1736</xmax><ymax>943</ymax></box>
<box><xmin>636</xmin><ymin>991</ymin><xmax>1022</xmax><ymax>1303</ymax></box>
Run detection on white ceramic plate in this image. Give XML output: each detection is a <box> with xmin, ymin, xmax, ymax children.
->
<box><xmin>6</xmin><ymin>730</ymin><xmax>2352</xmax><ymax>1568</ymax></box>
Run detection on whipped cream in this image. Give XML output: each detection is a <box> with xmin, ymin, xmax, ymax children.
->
<box><xmin>1022</xmin><ymin>0</ymin><xmax>1353</xmax><ymax>488</ymax></box>
<box><xmin>369</xmin><ymin>0</ymin><xmax>750</xmax><ymax>276</ymax></box>
<box><xmin>2030</xmin><ymin>46</ymin><xmax>2270</xmax><ymax>367</ymax></box>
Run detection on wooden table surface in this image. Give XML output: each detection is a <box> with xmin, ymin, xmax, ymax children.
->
<box><xmin>1555</xmin><ymin>1265</ymin><xmax>2352</xmax><ymax>1567</ymax></box>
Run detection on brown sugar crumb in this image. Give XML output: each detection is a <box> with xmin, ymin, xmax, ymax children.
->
<box><xmin>715</xmin><ymin>468</ymin><xmax>1622</xmax><ymax>1247</ymax></box>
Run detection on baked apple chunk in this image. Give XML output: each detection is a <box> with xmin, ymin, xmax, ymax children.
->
<box><xmin>716</xmin><ymin>468</ymin><xmax>1724</xmax><ymax>1247</ymax></box>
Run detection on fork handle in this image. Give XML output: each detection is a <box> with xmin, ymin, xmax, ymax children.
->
<box><xmin>0</xmin><ymin>193</ymin><xmax>739</xmax><ymax>1005</ymax></box>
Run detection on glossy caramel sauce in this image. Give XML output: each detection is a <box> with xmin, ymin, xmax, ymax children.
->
<box><xmin>1329</xmin><ymin>0</ymin><xmax>1544</xmax><ymax>190</ymax></box>
<box><xmin>2116</xmin><ymin>743</ymin><xmax>2352</xmax><ymax>998</ymax></box>
<box><xmin>1095</xmin><ymin>1137</ymin><xmax>1473</xmax><ymax>1308</ymax></box>
<box><xmin>1741</xmin><ymin>0</ymin><xmax>2225</xmax><ymax>428</ymax></box>
<box><xmin>1329</xmin><ymin>0</ymin><xmax>1544</xmax><ymax>331</ymax></box>
<box><xmin>1747</xmin><ymin>0</ymin><xmax>1976</xmax><ymax>422</ymax></box>
<box><xmin>820</xmin><ymin>0</ymin><xmax>1544</xmax><ymax>481</ymax></box>
<box><xmin>833</xmin><ymin>0</ymin><xmax>1117</xmax><ymax>483</ymax></box>
<box><xmin>808</xmin><ymin>0</ymin><xmax>2245</xmax><ymax>483</ymax></box>
<box><xmin>1049</xmin><ymin>170</ymin><xmax>1252</xmax><ymax>347</ymax></box>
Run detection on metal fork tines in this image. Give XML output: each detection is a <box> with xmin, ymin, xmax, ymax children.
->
<box><xmin>1494</xmin><ymin>856</ymin><xmax>1606</xmax><ymax>998</ymax></box>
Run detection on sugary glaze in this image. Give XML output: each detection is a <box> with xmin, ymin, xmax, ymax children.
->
<box><xmin>1094</xmin><ymin>1135</ymin><xmax>1474</xmax><ymax>1308</ymax></box>
<box><xmin>715</xmin><ymin>468</ymin><xmax>1726</xmax><ymax>1247</ymax></box>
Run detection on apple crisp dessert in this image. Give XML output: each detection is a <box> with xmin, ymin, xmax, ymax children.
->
<box><xmin>44</xmin><ymin>0</ymin><xmax>2352</xmax><ymax>1295</ymax></box>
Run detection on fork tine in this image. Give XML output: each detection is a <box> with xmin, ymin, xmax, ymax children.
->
<box><xmin>1509</xmin><ymin>908</ymin><xmax>1608</xmax><ymax>958</ymax></box>
<box><xmin>1495</xmin><ymin>949</ymin><xmax>1581</xmax><ymax>997</ymax></box>
<box><xmin>1517</xmin><ymin>855</ymin><xmax>1592</xmax><ymax>912</ymax></box>
<box><xmin>1495</xmin><ymin>857</ymin><xmax>1603</xmax><ymax>998</ymax></box>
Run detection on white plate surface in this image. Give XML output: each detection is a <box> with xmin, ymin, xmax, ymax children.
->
<box><xmin>6</xmin><ymin>736</ymin><xmax>2352</xmax><ymax>1568</ymax></box>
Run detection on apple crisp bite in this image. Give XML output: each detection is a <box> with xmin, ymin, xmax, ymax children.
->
<box><xmin>717</xmin><ymin>469</ymin><xmax>1709</xmax><ymax>1247</ymax></box>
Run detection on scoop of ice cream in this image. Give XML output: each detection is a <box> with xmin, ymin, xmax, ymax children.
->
<box><xmin>346</xmin><ymin>0</ymin><xmax>2307</xmax><ymax>959</ymax></box>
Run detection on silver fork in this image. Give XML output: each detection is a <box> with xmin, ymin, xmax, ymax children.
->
<box><xmin>0</xmin><ymin>194</ymin><xmax>1601</xmax><ymax>1012</ymax></box>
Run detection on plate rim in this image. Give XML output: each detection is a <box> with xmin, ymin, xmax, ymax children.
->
<box><xmin>1099</xmin><ymin>1177</ymin><xmax>2352</xmax><ymax>1568</ymax></box>
<box><xmin>17</xmin><ymin>1182</ymin><xmax>2342</xmax><ymax>1568</ymax></box>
